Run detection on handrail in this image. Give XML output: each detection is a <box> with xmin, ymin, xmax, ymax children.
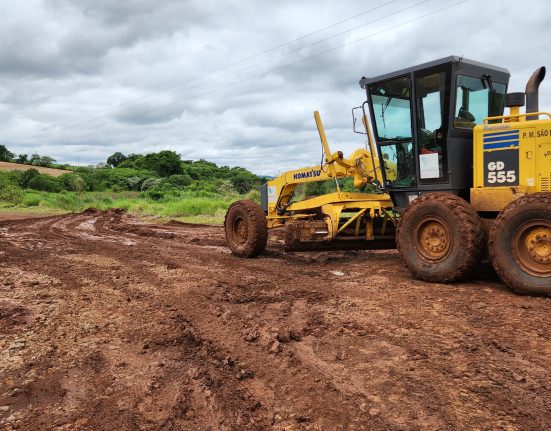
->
<box><xmin>483</xmin><ymin>111</ymin><xmax>551</xmax><ymax>124</ymax></box>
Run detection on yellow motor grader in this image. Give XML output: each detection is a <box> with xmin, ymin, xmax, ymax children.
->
<box><xmin>225</xmin><ymin>56</ymin><xmax>551</xmax><ymax>295</ymax></box>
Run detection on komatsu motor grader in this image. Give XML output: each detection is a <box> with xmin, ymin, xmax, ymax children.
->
<box><xmin>225</xmin><ymin>56</ymin><xmax>551</xmax><ymax>295</ymax></box>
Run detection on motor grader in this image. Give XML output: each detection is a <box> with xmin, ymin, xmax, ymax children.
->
<box><xmin>225</xmin><ymin>56</ymin><xmax>551</xmax><ymax>295</ymax></box>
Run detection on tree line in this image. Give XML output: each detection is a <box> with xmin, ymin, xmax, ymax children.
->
<box><xmin>0</xmin><ymin>145</ymin><xmax>57</xmax><ymax>167</ymax></box>
<box><xmin>0</xmin><ymin>146</ymin><xmax>265</xmax><ymax>203</ymax></box>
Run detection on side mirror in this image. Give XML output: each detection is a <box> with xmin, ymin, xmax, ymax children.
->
<box><xmin>352</xmin><ymin>105</ymin><xmax>367</xmax><ymax>135</ymax></box>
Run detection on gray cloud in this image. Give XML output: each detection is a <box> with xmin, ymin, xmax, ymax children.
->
<box><xmin>1</xmin><ymin>0</ymin><xmax>550</xmax><ymax>175</ymax></box>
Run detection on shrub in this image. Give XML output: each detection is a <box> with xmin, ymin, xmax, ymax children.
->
<box><xmin>211</xmin><ymin>180</ymin><xmax>236</xmax><ymax>197</ymax></box>
<box><xmin>75</xmin><ymin>167</ymin><xmax>153</xmax><ymax>191</ymax></box>
<box><xmin>0</xmin><ymin>183</ymin><xmax>24</xmax><ymax>205</ymax></box>
<box><xmin>27</xmin><ymin>174</ymin><xmax>62</xmax><ymax>192</ymax></box>
<box><xmin>22</xmin><ymin>193</ymin><xmax>41</xmax><ymax>207</ymax></box>
<box><xmin>20</xmin><ymin>169</ymin><xmax>41</xmax><ymax>188</ymax></box>
<box><xmin>59</xmin><ymin>173</ymin><xmax>86</xmax><ymax>192</ymax></box>
<box><xmin>143</xmin><ymin>188</ymin><xmax>166</xmax><ymax>201</ymax></box>
<box><xmin>126</xmin><ymin>176</ymin><xmax>144</xmax><ymax>191</ymax></box>
<box><xmin>141</xmin><ymin>178</ymin><xmax>162</xmax><ymax>191</ymax></box>
<box><xmin>164</xmin><ymin>174</ymin><xmax>193</xmax><ymax>189</ymax></box>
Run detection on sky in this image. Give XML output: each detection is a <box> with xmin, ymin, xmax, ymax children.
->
<box><xmin>1</xmin><ymin>0</ymin><xmax>550</xmax><ymax>176</ymax></box>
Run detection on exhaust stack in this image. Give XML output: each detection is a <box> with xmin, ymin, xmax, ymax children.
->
<box><xmin>525</xmin><ymin>66</ymin><xmax>546</xmax><ymax>120</ymax></box>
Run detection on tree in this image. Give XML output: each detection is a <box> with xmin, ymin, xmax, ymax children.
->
<box><xmin>231</xmin><ymin>171</ymin><xmax>256</xmax><ymax>194</ymax></box>
<box><xmin>107</xmin><ymin>152</ymin><xmax>127</xmax><ymax>168</ymax></box>
<box><xmin>30</xmin><ymin>153</ymin><xmax>41</xmax><ymax>165</ymax></box>
<box><xmin>0</xmin><ymin>145</ymin><xmax>14</xmax><ymax>162</ymax></box>
<box><xmin>142</xmin><ymin>150</ymin><xmax>183</xmax><ymax>177</ymax></box>
<box><xmin>118</xmin><ymin>154</ymin><xmax>145</xmax><ymax>170</ymax></box>
<box><xmin>16</xmin><ymin>154</ymin><xmax>29</xmax><ymax>164</ymax></box>
<box><xmin>20</xmin><ymin>168</ymin><xmax>41</xmax><ymax>188</ymax></box>
<box><xmin>36</xmin><ymin>156</ymin><xmax>56</xmax><ymax>167</ymax></box>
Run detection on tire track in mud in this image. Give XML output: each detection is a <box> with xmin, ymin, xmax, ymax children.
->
<box><xmin>0</xmin><ymin>210</ymin><xmax>550</xmax><ymax>431</ymax></box>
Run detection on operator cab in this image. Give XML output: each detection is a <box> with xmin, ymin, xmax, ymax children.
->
<box><xmin>360</xmin><ymin>56</ymin><xmax>509</xmax><ymax>208</ymax></box>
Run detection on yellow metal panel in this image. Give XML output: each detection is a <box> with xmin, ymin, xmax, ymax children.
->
<box><xmin>470</xmin><ymin>187</ymin><xmax>528</xmax><ymax>212</ymax></box>
<box><xmin>472</xmin><ymin>115</ymin><xmax>551</xmax><ymax>211</ymax></box>
<box><xmin>537</xmin><ymin>124</ymin><xmax>551</xmax><ymax>191</ymax></box>
<box><xmin>287</xmin><ymin>192</ymin><xmax>392</xmax><ymax>212</ymax></box>
<box><xmin>519</xmin><ymin>127</ymin><xmax>537</xmax><ymax>192</ymax></box>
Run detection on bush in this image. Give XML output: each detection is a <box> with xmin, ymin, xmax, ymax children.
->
<box><xmin>141</xmin><ymin>178</ymin><xmax>162</xmax><ymax>191</ymax></box>
<box><xmin>19</xmin><ymin>169</ymin><xmax>41</xmax><ymax>188</ymax></box>
<box><xmin>143</xmin><ymin>188</ymin><xmax>166</xmax><ymax>201</ymax></box>
<box><xmin>75</xmin><ymin>167</ymin><xmax>153</xmax><ymax>191</ymax></box>
<box><xmin>59</xmin><ymin>173</ymin><xmax>86</xmax><ymax>192</ymax></box>
<box><xmin>126</xmin><ymin>176</ymin><xmax>144</xmax><ymax>191</ymax></box>
<box><xmin>0</xmin><ymin>183</ymin><xmax>24</xmax><ymax>205</ymax></box>
<box><xmin>27</xmin><ymin>174</ymin><xmax>62</xmax><ymax>192</ymax></box>
<box><xmin>22</xmin><ymin>193</ymin><xmax>41</xmax><ymax>207</ymax></box>
<box><xmin>164</xmin><ymin>174</ymin><xmax>192</xmax><ymax>189</ymax></box>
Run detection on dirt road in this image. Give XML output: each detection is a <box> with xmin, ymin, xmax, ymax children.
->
<box><xmin>1</xmin><ymin>210</ymin><xmax>549</xmax><ymax>430</ymax></box>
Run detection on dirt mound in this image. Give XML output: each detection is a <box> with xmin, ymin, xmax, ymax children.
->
<box><xmin>0</xmin><ymin>210</ymin><xmax>549</xmax><ymax>430</ymax></box>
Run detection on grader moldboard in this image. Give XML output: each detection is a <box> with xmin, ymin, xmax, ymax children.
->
<box><xmin>225</xmin><ymin>56</ymin><xmax>551</xmax><ymax>295</ymax></box>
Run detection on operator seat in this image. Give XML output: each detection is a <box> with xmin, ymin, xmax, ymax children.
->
<box><xmin>454</xmin><ymin>106</ymin><xmax>476</xmax><ymax>128</ymax></box>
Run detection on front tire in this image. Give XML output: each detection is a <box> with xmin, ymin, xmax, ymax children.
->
<box><xmin>224</xmin><ymin>200</ymin><xmax>268</xmax><ymax>258</ymax></box>
<box><xmin>396</xmin><ymin>193</ymin><xmax>485</xmax><ymax>282</ymax></box>
<box><xmin>489</xmin><ymin>192</ymin><xmax>551</xmax><ymax>295</ymax></box>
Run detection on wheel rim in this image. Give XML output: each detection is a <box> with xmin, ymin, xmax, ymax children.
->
<box><xmin>232</xmin><ymin>216</ymin><xmax>248</xmax><ymax>243</ymax></box>
<box><xmin>512</xmin><ymin>219</ymin><xmax>551</xmax><ymax>277</ymax></box>
<box><xmin>413</xmin><ymin>216</ymin><xmax>452</xmax><ymax>262</ymax></box>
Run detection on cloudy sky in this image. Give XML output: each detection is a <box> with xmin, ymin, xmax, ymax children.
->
<box><xmin>1</xmin><ymin>0</ymin><xmax>550</xmax><ymax>175</ymax></box>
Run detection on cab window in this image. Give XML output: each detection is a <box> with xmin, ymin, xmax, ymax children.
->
<box><xmin>369</xmin><ymin>75</ymin><xmax>415</xmax><ymax>188</ymax></box>
<box><xmin>414</xmin><ymin>71</ymin><xmax>448</xmax><ymax>180</ymax></box>
<box><xmin>454</xmin><ymin>75</ymin><xmax>506</xmax><ymax>129</ymax></box>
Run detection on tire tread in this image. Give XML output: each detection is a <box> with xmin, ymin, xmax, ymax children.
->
<box><xmin>396</xmin><ymin>193</ymin><xmax>485</xmax><ymax>282</ymax></box>
<box><xmin>224</xmin><ymin>200</ymin><xmax>268</xmax><ymax>258</ymax></box>
<box><xmin>489</xmin><ymin>192</ymin><xmax>551</xmax><ymax>295</ymax></box>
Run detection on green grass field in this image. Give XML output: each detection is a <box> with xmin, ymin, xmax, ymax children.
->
<box><xmin>0</xmin><ymin>190</ymin><xmax>243</xmax><ymax>224</ymax></box>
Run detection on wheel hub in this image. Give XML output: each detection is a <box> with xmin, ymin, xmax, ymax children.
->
<box><xmin>513</xmin><ymin>220</ymin><xmax>551</xmax><ymax>276</ymax></box>
<box><xmin>414</xmin><ymin>217</ymin><xmax>452</xmax><ymax>261</ymax></box>
<box><xmin>233</xmin><ymin>217</ymin><xmax>248</xmax><ymax>243</ymax></box>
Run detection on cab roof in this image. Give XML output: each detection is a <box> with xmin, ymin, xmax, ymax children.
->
<box><xmin>359</xmin><ymin>56</ymin><xmax>510</xmax><ymax>88</ymax></box>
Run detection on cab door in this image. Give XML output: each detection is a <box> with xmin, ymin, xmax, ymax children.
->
<box><xmin>413</xmin><ymin>67</ymin><xmax>451</xmax><ymax>186</ymax></box>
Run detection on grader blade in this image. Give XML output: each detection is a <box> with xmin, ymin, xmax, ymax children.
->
<box><xmin>284</xmin><ymin>221</ymin><xmax>395</xmax><ymax>252</ymax></box>
<box><xmin>284</xmin><ymin>238</ymin><xmax>396</xmax><ymax>252</ymax></box>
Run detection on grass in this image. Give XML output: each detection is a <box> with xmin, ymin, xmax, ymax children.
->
<box><xmin>0</xmin><ymin>190</ymin><xmax>240</xmax><ymax>224</ymax></box>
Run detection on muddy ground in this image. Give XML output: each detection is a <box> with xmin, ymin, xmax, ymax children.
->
<box><xmin>0</xmin><ymin>210</ymin><xmax>549</xmax><ymax>431</ymax></box>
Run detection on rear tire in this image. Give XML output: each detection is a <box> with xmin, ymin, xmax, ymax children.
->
<box><xmin>489</xmin><ymin>192</ymin><xmax>551</xmax><ymax>295</ymax></box>
<box><xmin>396</xmin><ymin>193</ymin><xmax>485</xmax><ymax>282</ymax></box>
<box><xmin>224</xmin><ymin>200</ymin><xmax>268</xmax><ymax>258</ymax></box>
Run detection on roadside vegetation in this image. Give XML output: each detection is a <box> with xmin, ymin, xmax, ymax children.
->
<box><xmin>0</xmin><ymin>145</ymin><xmax>379</xmax><ymax>223</ymax></box>
<box><xmin>0</xmin><ymin>147</ymin><xmax>263</xmax><ymax>223</ymax></box>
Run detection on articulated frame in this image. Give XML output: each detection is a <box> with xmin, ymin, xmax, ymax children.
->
<box><xmin>264</xmin><ymin>111</ymin><xmax>395</xmax><ymax>242</ymax></box>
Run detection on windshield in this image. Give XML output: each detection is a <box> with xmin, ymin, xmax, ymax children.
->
<box><xmin>454</xmin><ymin>75</ymin><xmax>507</xmax><ymax>128</ymax></box>
<box><xmin>369</xmin><ymin>75</ymin><xmax>412</xmax><ymax>141</ymax></box>
<box><xmin>369</xmin><ymin>75</ymin><xmax>415</xmax><ymax>187</ymax></box>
